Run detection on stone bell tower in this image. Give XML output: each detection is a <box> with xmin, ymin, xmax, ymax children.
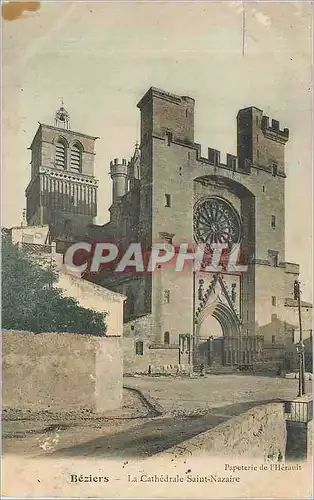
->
<box><xmin>25</xmin><ymin>102</ymin><xmax>98</xmax><ymax>241</ymax></box>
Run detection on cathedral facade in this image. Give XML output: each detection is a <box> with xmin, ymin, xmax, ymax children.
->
<box><xmin>25</xmin><ymin>88</ymin><xmax>312</xmax><ymax>374</ymax></box>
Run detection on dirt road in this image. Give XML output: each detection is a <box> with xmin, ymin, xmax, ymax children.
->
<box><xmin>3</xmin><ymin>375</ymin><xmax>310</xmax><ymax>459</ymax></box>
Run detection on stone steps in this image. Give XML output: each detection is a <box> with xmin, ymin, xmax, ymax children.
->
<box><xmin>205</xmin><ymin>365</ymin><xmax>239</xmax><ymax>375</ymax></box>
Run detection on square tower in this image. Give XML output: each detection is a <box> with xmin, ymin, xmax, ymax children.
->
<box><xmin>25</xmin><ymin>104</ymin><xmax>98</xmax><ymax>241</ymax></box>
<box><xmin>134</xmin><ymin>87</ymin><xmax>292</xmax><ymax>365</ymax></box>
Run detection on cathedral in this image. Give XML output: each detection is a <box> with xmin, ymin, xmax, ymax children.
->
<box><xmin>25</xmin><ymin>87</ymin><xmax>312</xmax><ymax>374</ymax></box>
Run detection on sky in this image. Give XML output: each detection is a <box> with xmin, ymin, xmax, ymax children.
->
<box><xmin>2</xmin><ymin>1</ymin><xmax>313</xmax><ymax>300</ymax></box>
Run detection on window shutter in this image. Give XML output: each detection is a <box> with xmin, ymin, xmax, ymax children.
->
<box><xmin>55</xmin><ymin>141</ymin><xmax>66</xmax><ymax>169</ymax></box>
<box><xmin>71</xmin><ymin>144</ymin><xmax>82</xmax><ymax>172</ymax></box>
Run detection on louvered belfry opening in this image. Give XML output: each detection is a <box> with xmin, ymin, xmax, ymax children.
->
<box><xmin>55</xmin><ymin>140</ymin><xmax>66</xmax><ymax>169</ymax></box>
<box><xmin>71</xmin><ymin>143</ymin><xmax>82</xmax><ymax>172</ymax></box>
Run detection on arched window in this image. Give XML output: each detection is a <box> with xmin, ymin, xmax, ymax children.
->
<box><xmin>70</xmin><ymin>143</ymin><xmax>82</xmax><ymax>172</ymax></box>
<box><xmin>55</xmin><ymin>139</ymin><xmax>67</xmax><ymax>169</ymax></box>
<box><xmin>164</xmin><ymin>331</ymin><xmax>170</xmax><ymax>345</ymax></box>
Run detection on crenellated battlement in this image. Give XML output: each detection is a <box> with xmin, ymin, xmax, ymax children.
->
<box><xmin>110</xmin><ymin>158</ymin><xmax>127</xmax><ymax>168</ymax></box>
<box><xmin>172</xmin><ymin>137</ymin><xmax>240</xmax><ymax>173</ymax></box>
<box><xmin>206</xmin><ymin>148</ymin><xmax>238</xmax><ymax>171</ymax></box>
<box><xmin>207</xmin><ymin>147</ymin><xmax>220</xmax><ymax>165</ymax></box>
<box><xmin>261</xmin><ymin>116</ymin><xmax>289</xmax><ymax>144</ymax></box>
<box><xmin>109</xmin><ymin>158</ymin><xmax>128</xmax><ymax>204</ymax></box>
<box><xmin>160</xmin><ymin>130</ymin><xmax>287</xmax><ymax>178</ymax></box>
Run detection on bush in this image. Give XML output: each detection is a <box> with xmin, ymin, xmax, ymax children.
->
<box><xmin>1</xmin><ymin>234</ymin><xmax>107</xmax><ymax>335</ymax></box>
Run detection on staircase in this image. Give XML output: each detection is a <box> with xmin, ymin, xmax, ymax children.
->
<box><xmin>205</xmin><ymin>365</ymin><xmax>239</xmax><ymax>375</ymax></box>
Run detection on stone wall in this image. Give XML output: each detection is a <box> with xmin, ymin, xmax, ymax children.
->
<box><xmin>161</xmin><ymin>403</ymin><xmax>286</xmax><ymax>460</ymax></box>
<box><xmin>286</xmin><ymin>421</ymin><xmax>308</xmax><ymax>460</ymax></box>
<box><xmin>57</xmin><ymin>269</ymin><xmax>125</xmax><ymax>337</ymax></box>
<box><xmin>123</xmin><ymin>314</ymin><xmax>192</xmax><ymax>374</ymax></box>
<box><xmin>3</xmin><ymin>330</ymin><xmax>123</xmax><ymax>413</ymax></box>
<box><xmin>307</xmin><ymin>420</ymin><xmax>313</xmax><ymax>457</ymax></box>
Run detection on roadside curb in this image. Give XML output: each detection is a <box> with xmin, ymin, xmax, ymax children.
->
<box><xmin>123</xmin><ymin>384</ymin><xmax>165</xmax><ymax>417</ymax></box>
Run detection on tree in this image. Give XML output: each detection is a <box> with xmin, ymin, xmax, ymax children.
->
<box><xmin>1</xmin><ymin>234</ymin><xmax>107</xmax><ymax>335</ymax></box>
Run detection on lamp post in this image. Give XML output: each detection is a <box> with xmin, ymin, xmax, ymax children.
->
<box><xmin>294</xmin><ymin>280</ymin><xmax>306</xmax><ymax>396</ymax></box>
<box><xmin>192</xmin><ymin>270</ymin><xmax>197</xmax><ymax>370</ymax></box>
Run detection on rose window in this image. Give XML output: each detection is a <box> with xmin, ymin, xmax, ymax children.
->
<box><xmin>193</xmin><ymin>197</ymin><xmax>242</xmax><ymax>250</ymax></box>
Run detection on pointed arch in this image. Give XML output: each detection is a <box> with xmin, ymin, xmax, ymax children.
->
<box><xmin>196</xmin><ymin>300</ymin><xmax>240</xmax><ymax>339</ymax></box>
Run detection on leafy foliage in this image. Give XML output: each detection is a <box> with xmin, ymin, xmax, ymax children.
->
<box><xmin>1</xmin><ymin>234</ymin><xmax>107</xmax><ymax>335</ymax></box>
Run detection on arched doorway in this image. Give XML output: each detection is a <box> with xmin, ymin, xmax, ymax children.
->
<box><xmin>195</xmin><ymin>299</ymin><xmax>241</xmax><ymax>367</ymax></box>
<box><xmin>198</xmin><ymin>313</ymin><xmax>223</xmax><ymax>366</ymax></box>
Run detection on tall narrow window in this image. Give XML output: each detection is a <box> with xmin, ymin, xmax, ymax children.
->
<box><xmin>166</xmin><ymin>131</ymin><xmax>173</xmax><ymax>146</ymax></box>
<box><xmin>272</xmin><ymin>335</ymin><xmax>276</xmax><ymax>345</ymax></box>
<box><xmin>70</xmin><ymin>143</ymin><xmax>82</xmax><ymax>172</ymax></box>
<box><xmin>271</xmin><ymin>215</ymin><xmax>276</xmax><ymax>228</ymax></box>
<box><xmin>164</xmin><ymin>290</ymin><xmax>170</xmax><ymax>304</ymax></box>
<box><xmin>268</xmin><ymin>250</ymin><xmax>279</xmax><ymax>267</ymax></box>
<box><xmin>164</xmin><ymin>331</ymin><xmax>170</xmax><ymax>345</ymax></box>
<box><xmin>272</xmin><ymin>162</ymin><xmax>278</xmax><ymax>176</ymax></box>
<box><xmin>165</xmin><ymin>194</ymin><xmax>171</xmax><ymax>207</ymax></box>
<box><xmin>55</xmin><ymin>140</ymin><xmax>66</xmax><ymax>169</ymax></box>
<box><xmin>271</xmin><ymin>296</ymin><xmax>277</xmax><ymax>306</ymax></box>
<box><xmin>135</xmin><ymin>341</ymin><xmax>143</xmax><ymax>355</ymax></box>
